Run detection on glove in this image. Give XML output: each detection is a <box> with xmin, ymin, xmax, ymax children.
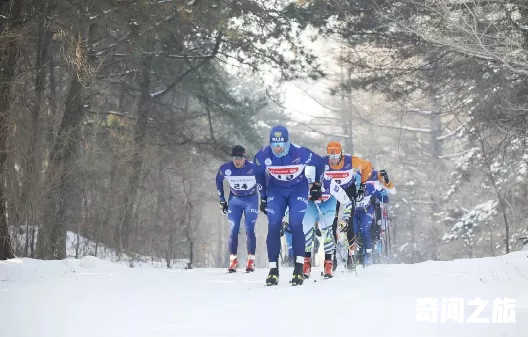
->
<box><xmin>356</xmin><ymin>183</ymin><xmax>365</xmax><ymax>201</ymax></box>
<box><xmin>259</xmin><ymin>198</ymin><xmax>267</xmax><ymax>214</ymax></box>
<box><xmin>380</xmin><ymin>169</ymin><xmax>390</xmax><ymax>184</ymax></box>
<box><xmin>309</xmin><ymin>183</ymin><xmax>322</xmax><ymax>200</ymax></box>
<box><xmin>220</xmin><ymin>201</ymin><xmax>228</xmax><ymax>214</ymax></box>
<box><xmin>339</xmin><ymin>219</ymin><xmax>348</xmax><ymax>232</ymax></box>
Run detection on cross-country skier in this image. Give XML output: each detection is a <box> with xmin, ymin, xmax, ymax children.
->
<box><xmin>349</xmin><ymin>179</ymin><xmax>386</xmax><ymax>266</ymax></box>
<box><xmin>215</xmin><ymin>145</ymin><xmax>259</xmax><ymax>273</ymax></box>
<box><xmin>323</xmin><ymin>141</ymin><xmax>373</xmax><ymax>269</ymax></box>
<box><xmin>302</xmin><ymin>166</ymin><xmax>353</xmax><ymax>279</ymax></box>
<box><xmin>254</xmin><ymin>125</ymin><xmax>325</xmax><ymax>286</ymax></box>
<box><xmin>367</xmin><ymin>168</ymin><xmax>395</xmax><ymax>262</ymax></box>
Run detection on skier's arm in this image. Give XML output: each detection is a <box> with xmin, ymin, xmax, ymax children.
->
<box><xmin>378</xmin><ymin>169</ymin><xmax>395</xmax><ymax>190</ymax></box>
<box><xmin>253</xmin><ymin>152</ymin><xmax>267</xmax><ymax>199</ymax></box>
<box><xmin>357</xmin><ymin>157</ymin><xmax>373</xmax><ymax>184</ymax></box>
<box><xmin>329</xmin><ymin>177</ymin><xmax>353</xmax><ymax>221</ymax></box>
<box><xmin>215</xmin><ymin>167</ymin><xmax>226</xmax><ymax>202</ymax></box>
<box><xmin>306</xmin><ymin>149</ymin><xmax>325</xmax><ymax>184</ymax></box>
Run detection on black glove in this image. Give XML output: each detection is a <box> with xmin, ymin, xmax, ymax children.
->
<box><xmin>259</xmin><ymin>198</ymin><xmax>267</xmax><ymax>214</ymax></box>
<box><xmin>309</xmin><ymin>183</ymin><xmax>322</xmax><ymax>200</ymax></box>
<box><xmin>379</xmin><ymin>169</ymin><xmax>390</xmax><ymax>184</ymax></box>
<box><xmin>356</xmin><ymin>183</ymin><xmax>365</xmax><ymax>201</ymax></box>
<box><xmin>220</xmin><ymin>201</ymin><xmax>228</xmax><ymax>214</ymax></box>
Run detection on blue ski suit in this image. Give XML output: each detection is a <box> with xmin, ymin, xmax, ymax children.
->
<box><xmin>216</xmin><ymin>160</ymin><xmax>259</xmax><ymax>255</ymax></box>
<box><xmin>367</xmin><ymin>169</ymin><xmax>393</xmax><ymax>255</ymax></box>
<box><xmin>353</xmin><ymin>181</ymin><xmax>385</xmax><ymax>252</ymax></box>
<box><xmin>254</xmin><ymin>141</ymin><xmax>324</xmax><ymax>266</ymax></box>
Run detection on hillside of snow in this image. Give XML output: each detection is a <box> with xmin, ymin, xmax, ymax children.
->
<box><xmin>1</xmin><ymin>252</ymin><xmax>528</xmax><ymax>337</ymax></box>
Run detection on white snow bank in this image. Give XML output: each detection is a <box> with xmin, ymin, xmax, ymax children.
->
<box><xmin>1</xmin><ymin>252</ymin><xmax>528</xmax><ymax>337</ymax></box>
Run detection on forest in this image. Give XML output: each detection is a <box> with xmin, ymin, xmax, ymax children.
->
<box><xmin>1</xmin><ymin>0</ymin><xmax>528</xmax><ymax>268</ymax></box>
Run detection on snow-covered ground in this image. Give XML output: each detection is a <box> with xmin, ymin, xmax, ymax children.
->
<box><xmin>1</xmin><ymin>252</ymin><xmax>528</xmax><ymax>337</ymax></box>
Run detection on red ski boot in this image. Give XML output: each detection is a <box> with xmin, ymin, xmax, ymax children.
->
<box><xmin>323</xmin><ymin>259</ymin><xmax>334</xmax><ymax>279</ymax></box>
<box><xmin>246</xmin><ymin>254</ymin><xmax>255</xmax><ymax>272</ymax></box>
<box><xmin>228</xmin><ymin>254</ymin><xmax>237</xmax><ymax>273</ymax></box>
<box><xmin>303</xmin><ymin>256</ymin><xmax>311</xmax><ymax>279</ymax></box>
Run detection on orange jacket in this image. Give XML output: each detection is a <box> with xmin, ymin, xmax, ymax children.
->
<box><xmin>351</xmin><ymin>156</ymin><xmax>373</xmax><ymax>184</ymax></box>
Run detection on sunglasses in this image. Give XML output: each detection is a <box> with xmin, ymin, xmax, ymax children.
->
<box><xmin>271</xmin><ymin>142</ymin><xmax>287</xmax><ymax>148</ymax></box>
<box><xmin>328</xmin><ymin>154</ymin><xmax>341</xmax><ymax>160</ymax></box>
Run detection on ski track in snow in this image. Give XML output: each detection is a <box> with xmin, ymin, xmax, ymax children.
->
<box><xmin>1</xmin><ymin>253</ymin><xmax>528</xmax><ymax>337</ymax></box>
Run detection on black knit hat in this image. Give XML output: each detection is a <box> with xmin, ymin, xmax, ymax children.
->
<box><xmin>231</xmin><ymin>145</ymin><xmax>246</xmax><ymax>157</ymax></box>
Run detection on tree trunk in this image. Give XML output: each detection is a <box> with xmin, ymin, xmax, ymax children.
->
<box><xmin>116</xmin><ymin>56</ymin><xmax>151</xmax><ymax>253</ymax></box>
<box><xmin>19</xmin><ymin>0</ymin><xmax>53</xmax><ymax>250</ymax></box>
<box><xmin>0</xmin><ymin>0</ymin><xmax>23</xmax><ymax>260</ymax></box>
<box><xmin>36</xmin><ymin>30</ymin><xmax>88</xmax><ymax>259</ymax></box>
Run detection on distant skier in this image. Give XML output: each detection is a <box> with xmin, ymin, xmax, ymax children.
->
<box><xmin>254</xmin><ymin>125</ymin><xmax>325</xmax><ymax>286</ymax></box>
<box><xmin>350</xmin><ymin>179</ymin><xmax>386</xmax><ymax>266</ymax></box>
<box><xmin>323</xmin><ymin>141</ymin><xmax>373</xmax><ymax>269</ymax></box>
<box><xmin>215</xmin><ymin>145</ymin><xmax>258</xmax><ymax>273</ymax></box>
<box><xmin>367</xmin><ymin>168</ymin><xmax>395</xmax><ymax>261</ymax></box>
<box><xmin>302</xmin><ymin>166</ymin><xmax>353</xmax><ymax>279</ymax></box>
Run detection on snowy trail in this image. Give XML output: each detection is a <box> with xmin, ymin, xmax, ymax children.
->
<box><xmin>1</xmin><ymin>253</ymin><xmax>528</xmax><ymax>337</ymax></box>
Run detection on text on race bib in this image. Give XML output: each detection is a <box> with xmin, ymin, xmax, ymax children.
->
<box><xmin>225</xmin><ymin>175</ymin><xmax>257</xmax><ymax>191</ymax></box>
<box><xmin>267</xmin><ymin>165</ymin><xmax>304</xmax><ymax>181</ymax></box>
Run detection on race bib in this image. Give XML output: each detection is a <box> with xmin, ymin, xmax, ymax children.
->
<box><xmin>325</xmin><ymin>169</ymin><xmax>355</xmax><ymax>186</ymax></box>
<box><xmin>225</xmin><ymin>175</ymin><xmax>257</xmax><ymax>191</ymax></box>
<box><xmin>267</xmin><ymin>165</ymin><xmax>304</xmax><ymax>181</ymax></box>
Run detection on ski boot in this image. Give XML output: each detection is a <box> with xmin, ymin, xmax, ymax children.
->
<box><xmin>292</xmin><ymin>261</ymin><xmax>304</xmax><ymax>286</ymax></box>
<box><xmin>302</xmin><ymin>256</ymin><xmax>311</xmax><ymax>279</ymax></box>
<box><xmin>228</xmin><ymin>254</ymin><xmax>237</xmax><ymax>273</ymax></box>
<box><xmin>266</xmin><ymin>263</ymin><xmax>279</xmax><ymax>286</ymax></box>
<box><xmin>323</xmin><ymin>259</ymin><xmax>334</xmax><ymax>278</ymax></box>
<box><xmin>246</xmin><ymin>254</ymin><xmax>255</xmax><ymax>272</ymax></box>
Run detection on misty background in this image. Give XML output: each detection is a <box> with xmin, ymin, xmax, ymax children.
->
<box><xmin>1</xmin><ymin>0</ymin><xmax>527</xmax><ymax>268</ymax></box>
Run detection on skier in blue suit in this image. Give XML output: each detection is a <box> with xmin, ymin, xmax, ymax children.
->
<box><xmin>351</xmin><ymin>180</ymin><xmax>386</xmax><ymax>266</ymax></box>
<box><xmin>216</xmin><ymin>145</ymin><xmax>259</xmax><ymax>273</ymax></box>
<box><xmin>254</xmin><ymin>125</ymin><xmax>325</xmax><ymax>286</ymax></box>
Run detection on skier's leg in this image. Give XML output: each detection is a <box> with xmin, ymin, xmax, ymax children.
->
<box><xmin>359</xmin><ymin>212</ymin><xmax>374</xmax><ymax>265</ymax></box>
<box><xmin>301</xmin><ymin>200</ymin><xmax>317</xmax><ymax>278</ymax></box>
<box><xmin>265</xmin><ymin>187</ymin><xmax>287</xmax><ymax>284</ymax></box>
<box><xmin>227</xmin><ymin>197</ymin><xmax>244</xmax><ymax>271</ymax></box>
<box><xmin>332</xmin><ymin>201</ymin><xmax>341</xmax><ymax>265</ymax></box>
<box><xmin>243</xmin><ymin>195</ymin><xmax>259</xmax><ymax>271</ymax></box>
<box><xmin>319</xmin><ymin>199</ymin><xmax>336</xmax><ymax>247</ymax></box>
<box><xmin>288</xmin><ymin>184</ymin><xmax>309</xmax><ymax>284</ymax></box>
<box><xmin>243</xmin><ymin>196</ymin><xmax>258</xmax><ymax>254</ymax></box>
<box><xmin>319</xmin><ymin>198</ymin><xmax>337</xmax><ymax>277</ymax></box>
